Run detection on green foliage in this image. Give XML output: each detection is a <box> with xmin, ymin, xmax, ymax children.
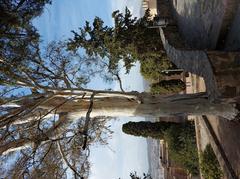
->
<box><xmin>122</xmin><ymin>121</ymin><xmax>179</xmax><ymax>139</ymax></box>
<box><xmin>150</xmin><ymin>80</ymin><xmax>186</xmax><ymax>94</ymax></box>
<box><xmin>0</xmin><ymin>0</ymin><xmax>51</xmax><ymax>65</ymax></box>
<box><xmin>68</xmin><ymin>8</ymin><xmax>171</xmax><ymax>73</ymax></box>
<box><xmin>129</xmin><ymin>172</ymin><xmax>152</xmax><ymax>179</ymax></box>
<box><xmin>164</xmin><ymin>122</ymin><xmax>199</xmax><ymax>176</ymax></box>
<box><xmin>140</xmin><ymin>56</ymin><xmax>172</xmax><ymax>81</ymax></box>
<box><xmin>122</xmin><ymin>121</ymin><xmax>199</xmax><ymax>176</ymax></box>
<box><xmin>200</xmin><ymin>144</ymin><xmax>223</xmax><ymax>179</ymax></box>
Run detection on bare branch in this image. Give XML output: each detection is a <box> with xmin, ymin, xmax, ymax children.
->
<box><xmin>82</xmin><ymin>93</ymin><xmax>95</xmax><ymax>150</ymax></box>
<box><xmin>113</xmin><ymin>73</ymin><xmax>125</xmax><ymax>92</ymax></box>
<box><xmin>0</xmin><ymin>93</ymin><xmax>54</xmax><ymax>128</ymax></box>
<box><xmin>57</xmin><ymin>141</ymin><xmax>84</xmax><ymax>179</ymax></box>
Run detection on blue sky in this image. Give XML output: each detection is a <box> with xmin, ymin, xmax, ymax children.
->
<box><xmin>34</xmin><ymin>0</ymin><xmax>113</xmax><ymax>43</ymax></box>
<box><xmin>33</xmin><ymin>1</ymin><xmax>148</xmax><ymax>178</ymax></box>
<box><xmin>34</xmin><ymin>0</ymin><xmax>142</xmax><ymax>90</ymax></box>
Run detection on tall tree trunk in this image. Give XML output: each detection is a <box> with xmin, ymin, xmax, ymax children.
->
<box><xmin>1</xmin><ymin>92</ymin><xmax>238</xmax><ymax>154</ymax></box>
<box><xmin>39</xmin><ymin>92</ymin><xmax>238</xmax><ymax>120</ymax></box>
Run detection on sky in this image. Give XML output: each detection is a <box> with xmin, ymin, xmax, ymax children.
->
<box><xmin>33</xmin><ymin>1</ymin><xmax>149</xmax><ymax>179</ymax></box>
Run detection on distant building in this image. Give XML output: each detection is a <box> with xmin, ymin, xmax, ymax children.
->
<box><xmin>142</xmin><ymin>0</ymin><xmax>157</xmax><ymax>17</ymax></box>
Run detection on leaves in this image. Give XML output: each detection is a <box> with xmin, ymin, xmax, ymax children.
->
<box><xmin>150</xmin><ymin>80</ymin><xmax>186</xmax><ymax>95</ymax></box>
<box><xmin>164</xmin><ymin>122</ymin><xmax>200</xmax><ymax>175</ymax></box>
<box><xmin>129</xmin><ymin>171</ymin><xmax>152</xmax><ymax>179</ymax></box>
<box><xmin>200</xmin><ymin>144</ymin><xmax>223</xmax><ymax>179</ymax></box>
<box><xmin>0</xmin><ymin>0</ymin><xmax>51</xmax><ymax>65</ymax></box>
<box><xmin>68</xmin><ymin>8</ymin><xmax>169</xmax><ymax>74</ymax></box>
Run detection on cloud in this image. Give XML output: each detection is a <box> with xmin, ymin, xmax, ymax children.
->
<box><xmin>89</xmin><ymin>117</ymin><xmax>148</xmax><ymax>179</ymax></box>
<box><xmin>114</xmin><ymin>61</ymin><xmax>145</xmax><ymax>92</ymax></box>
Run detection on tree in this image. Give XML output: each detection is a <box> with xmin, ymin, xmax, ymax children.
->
<box><xmin>122</xmin><ymin>121</ymin><xmax>178</xmax><ymax>139</ymax></box>
<box><xmin>0</xmin><ymin>0</ymin><xmax>51</xmax><ymax>66</ymax></box>
<box><xmin>140</xmin><ymin>57</ymin><xmax>172</xmax><ymax>81</ymax></box>
<box><xmin>68</xmin><ymin>8</ymin><xmax>172</xmax><ymax>73</ymax></box>
<box><xmin>0</xmin><ymin>41</ymin><xmax>239</xmax><ymax>177</ymax></box>
<box><xmin>0</xmin><ymin>38</ymin><xmax>238</xmax><ymax>139</ymax></box>
<box><xmin>1</xmin><ymin>6</ymin><xmax>240</xmax><ymax>178</ymax></box>
<box><xmin>164</xmin><ymin>122</ymin><xmax>199</xmax><ymax>175</ymax></box>
<box><xmin>0</xmin><ymin>42</ymin><xmax>114</xmax><ymax>178</ymax></box>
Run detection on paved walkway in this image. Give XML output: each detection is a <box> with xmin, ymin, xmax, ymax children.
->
<box><xmin>207</xmin><ymin>116</ymin><xmax>240</xmax><ymax>178</ymax></box>
<box><xmin>162</xmin><ymin>0</ymin><xmax>240</xmax><ymax>178</ymax></box>
<box><xmin>170</xmin><ymin>0</ymin><xmax>225</xmax><ymax>49</ymax></box>
<box><xmin>187</xmin><ymin>73</ymin><xmax>239</xmax><ymax>178</ymax></box>
<box><xmin>170</xmin><ymin>0</ymin><xmax>240</xmax><ymax>50</ymax></box>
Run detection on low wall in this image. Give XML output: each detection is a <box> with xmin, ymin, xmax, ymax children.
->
<box><xmin>159</xmin><ymin>25</ymin><xmax>240</xmax><ymax>99</ymax></box>
<box><xmin>159</xmin><ymin>26</ymin><xmax>220</xmax><ymax>100</ymax></box>
<box><xmin>157</xmin><ymin>0</ymin><xmax>172</xmax><ymax>18</ymax></box>
<box><xmin>208</xmin><ymin>51</ymin><xmax>240</xmax><ymax>97</ymax></box>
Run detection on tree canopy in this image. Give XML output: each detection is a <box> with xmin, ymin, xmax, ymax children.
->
<box><xmin>68</xmin><ymin>8</ymin><xmax>172</xmax><ymax>73</ymax></box>
<box><xmin>0</xmin><ymin>0</ymin><xmax>51</xmax><ymax>66</ymax></box>
<box><xmin>0</xmin><ymin>41</ymin><xmax>115</xmax><ymax>178</ymax></box>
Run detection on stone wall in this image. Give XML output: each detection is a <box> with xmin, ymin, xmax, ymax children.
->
<box><xmin>159</xmin><ymin>26</ymin><xmax>220</xmax><ymax>100</ymax></box>
<box><xmin>157</xmin><ymin>0</ymin><xmax>172</xmax><ymax>18</ymax></box>
<box><xmin>207</xmin><ymin>51</ymin><xmax>240</xmax><ymax>97</ymax></box>
<box><xmin>159</xmin><ymin>25</ymin><xmax>240</xmax><ymax>99</ymax></box>
<box><xmin>217</xmin><ymin>0</ymin><xmax>240</xmax><ymax>49</ymax></box>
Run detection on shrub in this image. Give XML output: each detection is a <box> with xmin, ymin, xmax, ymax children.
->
<box><xmin>122</xmin><ymin>121</ymin><xmax>200</xmax><ymax>176</ymax></box>
<box><xmin>140</xmin><ymin>56</ymin><xmax>172</xmax><ymax>81</ymax></box>
<box><xmin>164</xmin><ymin>122</ymin><xmax>199</xmax><ymax>175</ymax></box>
<box><xmin>200</xmin><ymin>144</ymin><xmax>223</xmax><ymax>179</ymax></box>
<box><xmin>150</xmin><ymin>79</ymin><xmax>185</xmax><ymax>94</ymax></box>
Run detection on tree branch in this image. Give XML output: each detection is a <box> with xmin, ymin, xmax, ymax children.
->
<box><xmin>113</xmin><ymin>73</ymin><xmax>125</xmax><ymax>92</ymax></box>
<box><xmin>57</xmin><ymin>141</ymin><xmax>84</xmax><ymax>178</ymax></box>
<box><xmin>82</xmin><ymin>93</ymin><xmax>95</xmax><ymax>150</ymax></box>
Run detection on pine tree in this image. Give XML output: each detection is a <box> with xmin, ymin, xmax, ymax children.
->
<box><xmin>68</xmin><ymin>8</ymin><xmax>172</xmax><ymax>73</ymax></box>
<box><xmin>0</xmin><ymin>0</ymin><xmax>51</xmax><ymax>65</ymax></box>
<box><xmin>122</xmin><ymin>121</ymin><xmax>181</xmax><ymax>139</ymax></box>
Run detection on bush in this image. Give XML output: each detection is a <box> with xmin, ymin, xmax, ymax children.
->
<box><xmin>150</xmin><ymin>79</ymin><xmax>185</xmax><ymax>94</ymax></box>
<box><xmin>122</xmin><ymin>121</ymin><xmax>200</xmax><ymax>176</ymax></box>
<box><xmin>140</xmin><ymin>56</ymin><xmax>172</xmax><ymax>81</ymax></box>
<box><xmin>129</xmin><ymin>172</ymin><xmax>152</xmax><ymax>179</ymax></box>
<box><xmin>200</xmin><ymin>144</ymin><xmax>223</xmax><ymax>179</ymax></box>
<box><xmin>164</xmin><ymin>122</ymin><xmax>199</xmax><ymax>176</ymax></box>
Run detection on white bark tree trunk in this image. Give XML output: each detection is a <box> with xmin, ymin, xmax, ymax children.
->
<box><xmin>38</xmin><ymin>92</ymin><xmax>238</xmax><ymax>120</ymax></box>
<box><xmin>1</xmin><ymin>90</ymin><xmax>238</xmax><ymax>155</ymax></box>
